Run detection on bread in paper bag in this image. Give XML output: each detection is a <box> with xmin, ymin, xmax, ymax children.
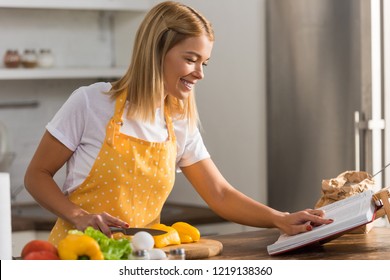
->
<box><xmin>314</xmin><ymin>170</ymin><xmax>375</xmax><ymax>233</ymax></box>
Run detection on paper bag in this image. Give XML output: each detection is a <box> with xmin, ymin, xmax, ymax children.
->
<box><xmin>314</xmin><ymin>170</ymin><xmax>375</xmax><ymax>233</ymax></box>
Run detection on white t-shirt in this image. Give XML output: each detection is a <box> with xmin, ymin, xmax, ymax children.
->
<box><xmin>46</xmin><ymin>82</ymin><xmax>210</xmax><ymax>193</ymax></box>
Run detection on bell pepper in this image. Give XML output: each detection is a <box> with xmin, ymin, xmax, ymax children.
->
<box><xmin>150</xmin><ymin>224</ymin><xmax>181</xmax><ymax>248</ymax></box>
<box><xmin>172</xmin><ymin>222</ymin><xmax>201</xmax><ymax>243</ymax></box>
<box><xmin>58</xmin><ymin>233</ymin><xmax>104</xmax><ymax>260</ymax></box>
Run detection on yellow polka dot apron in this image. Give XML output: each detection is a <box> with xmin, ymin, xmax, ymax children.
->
<box><xmin>49</xmin><ymin>91</ymin><xmax>177</xmax><ymax>246</ymax></box>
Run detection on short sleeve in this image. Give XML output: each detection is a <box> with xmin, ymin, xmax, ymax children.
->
<box><xmin>176</xmin><ymin>123</ymin><xmax>210</xmax><ymax>170</ymax></box>
<box><xmin>46</xmin><ymin>88</ymin><xmax>88</xmax><ymax>151</ymax></box>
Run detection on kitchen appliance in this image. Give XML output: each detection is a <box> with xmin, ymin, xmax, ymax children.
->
<box><xmin>0</xmin><ymin>120</ymin><xmax>14</xmax><ymax>172</ymax></box>
<box><xmin>266</xmin><ymin>0</ymin><xmax>386</xmax><ymax>211</ymax></box>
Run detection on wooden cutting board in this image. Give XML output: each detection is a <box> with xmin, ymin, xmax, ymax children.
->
<box><xmin>161</xmin><ymin>239</ymin><xmax>223</xmax><ymax>259</ymax></box>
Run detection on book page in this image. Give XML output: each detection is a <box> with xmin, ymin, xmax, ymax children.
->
<box><xmin>268</xmin><ymin>190</ymin><xmax>376</xmax><ymax>254</ymax></box>
<box><xmin>319</xmin><ymin>190</ymin><xmax>374</xmax><ymax>222</ymax></box>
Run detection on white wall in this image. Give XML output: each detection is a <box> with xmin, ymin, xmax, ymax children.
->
<box><xmin>0</xmin><ymin>1</ymin><xmax>268</xmax><ymax>208</ymax></box>
<box><xmin>162</xmin><ymin>0</ymin><xmax>268</xmax><ymax>206</ymax></box>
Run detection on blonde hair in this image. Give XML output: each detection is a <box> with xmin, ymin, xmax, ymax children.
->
<box><xmin>109</xmin><ymin>1</ymin><xmax>214</xmax><ymax>129</ymax></box>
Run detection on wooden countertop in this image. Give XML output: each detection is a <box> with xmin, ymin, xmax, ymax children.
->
<box><xmin>207</xmin><ymin>227</ymin><xmax>390</xmax><ymax>260</ymax></box>
<box><xmin>13</xmin><ymin>203</ymin><xmax>389</xmax><ymax>260</ymax></box>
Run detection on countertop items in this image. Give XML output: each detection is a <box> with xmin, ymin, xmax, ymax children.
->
<box><xmin>208</xmin><ymin>227</ymin><xmax>390</xmax><ymax>260</ymax></box>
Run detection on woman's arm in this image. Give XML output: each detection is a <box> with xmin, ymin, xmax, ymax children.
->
<box><xmin>24</xmin><ymin>131</ymin><xmax>128</xmax><ymax>236</ymax></box>
<box><xmin>181</xmin><ymin>158</ymin><xmax>332</xmax><ymax>235</ymax></box>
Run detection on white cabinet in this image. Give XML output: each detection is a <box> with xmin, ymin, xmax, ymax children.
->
<box><xmin>0</xmin><ymin>0</ymin><xmax>151</xmax><ymax>80</ymax></box>
<box><xmin>0</xmin><ymin>67</ymin><xmax>127</xmax><ymax>80</ymax></box>
<box><xmin>0</xmin><ymin>0</ymin><xmax>150</xmax><ymax>11</ymax></box>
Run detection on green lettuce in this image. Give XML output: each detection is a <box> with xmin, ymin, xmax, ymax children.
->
<box><xmin>83</xmin><ymin>227</ymin><xmax>132</xmax><ymax>260</ymax></box>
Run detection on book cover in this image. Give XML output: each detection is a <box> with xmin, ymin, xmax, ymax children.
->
<box><xmin>267</xmin><ymin>190</ymin><xmax>377</xmax><ymax>255</ymax></box>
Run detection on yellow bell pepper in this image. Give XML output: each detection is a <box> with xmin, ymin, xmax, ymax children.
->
<box><xmin>171</xmin><ymin>222</ymin><xmax>201</xmax><ymax>243</ymax></box>
<box><xmin>151</xmin><ymin>224</ymin><xmax>181</xmax><ymax>248</ymax></box>
<box><xmin>58</xmin><ymin>233</ymin><xmax>104</xmax><ymax>260</ymax></box>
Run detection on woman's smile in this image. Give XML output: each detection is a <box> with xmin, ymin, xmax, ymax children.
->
<box><xmin>180</xmin><ymin>78</ymin><xmax>195</xmax><ymax>91</ymax></box>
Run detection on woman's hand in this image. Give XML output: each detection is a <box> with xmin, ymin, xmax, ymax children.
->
<box><xmin>71</xmin><ymin>211</ymin><xmax>130</xmax><ymax>237</ymax></box>
<box><xmin>275</xmin><ymin>209</ymin><xmax>333</xmax><ymax>235</ymax></box>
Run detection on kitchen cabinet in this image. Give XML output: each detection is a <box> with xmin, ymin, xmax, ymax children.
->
<box><xmin>0</xmin><ymin>0</ymin><xmax>150</xmax><ymax>11</ymax></box>
<box><xmin>0</xmin><ymin>67</ymin><xmax>126</xmax><ymax>80</ymax></box>
<box><xmin>0</xmin><ymin>0</ymin><xmax>151</xmax><ymax>80</ymax></box>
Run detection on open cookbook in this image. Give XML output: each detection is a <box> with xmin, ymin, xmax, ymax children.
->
<box><xmin>267</xmin><ymin>190</ymin><xmax>377</xmax><ymax>255</ymax></box>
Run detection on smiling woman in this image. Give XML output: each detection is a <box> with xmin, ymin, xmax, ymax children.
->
<box><xmin>24</xmin><ymin>1</ymin><xmax>332</xmax><ymax>248</ymax></box>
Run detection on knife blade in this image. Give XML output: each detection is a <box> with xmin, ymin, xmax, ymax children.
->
<box><xmin>372</xmin><ymin>162</ymin><xmax>390</xmax><ymax>177</ymax></box>
<box><xmin>109</xmin><ymin>226</ymin><xmax>166</xmax><ymax>236</ymax></box>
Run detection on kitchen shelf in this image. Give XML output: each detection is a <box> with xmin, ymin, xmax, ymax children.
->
<box><xmin>0</xmin><ymin>2</ymin><xmax>145</xmax><ymax>80</ymax></box>
<box><xmin>0</xmin><ymin>67</ymin><xmax>127</xmax><ymax>80</ymax></box>
<box><xmin>0</xmin><ymin>0</ymin><xmax>151</xmax><ymax>11</ymax></box>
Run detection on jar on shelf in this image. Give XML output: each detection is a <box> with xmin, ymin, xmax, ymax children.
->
<box><xmin>3</xmin><ymin>50</ymin><xmax>21</xmax><ymax>68</ymax></box>
<box><xmin>37</xmin><ymin>49</ymin><xmax>55</xmax><ymax>68</ymax></box>
<box><xmin>21</xmin><ymin>49</ymin><xmax>38</xmax><ymax>68</ymax></box>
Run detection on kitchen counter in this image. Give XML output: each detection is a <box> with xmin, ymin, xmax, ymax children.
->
<box><xmin>207</xmin><ymin>227</ymin><xmax>390</xmax><ymax>260</ymax></box>
<box><xmin>11</xmin><ymin>202</ymin><xmax>226</xmax><ymax>232</ymax></box>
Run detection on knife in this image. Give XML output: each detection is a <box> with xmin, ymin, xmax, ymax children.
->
<box><xmin>372</xmin><ymin>162</ymin><xmax>390</xmax><ymax>177</ymax></box>
<box><xmin>109</xmin><ymin>226</ymin><xmax>166</xmax><ymax>236</ymax></box>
